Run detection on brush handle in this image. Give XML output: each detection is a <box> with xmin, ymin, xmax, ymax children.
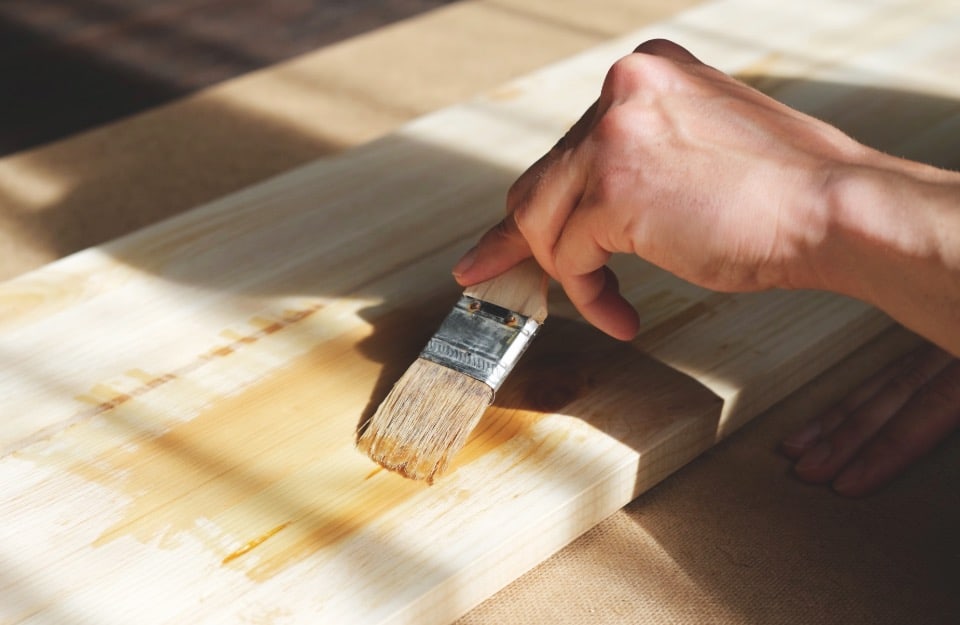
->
<box><xmin>463</xmin><ymin>258</ymin><xmax>548</xmax><ymax>322</ymax></box>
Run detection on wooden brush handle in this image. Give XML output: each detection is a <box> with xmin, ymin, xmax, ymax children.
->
<box><xmin>463</xmin><ymin>258</ymin><xmax>548</xmax><ymax>322</ymax></box>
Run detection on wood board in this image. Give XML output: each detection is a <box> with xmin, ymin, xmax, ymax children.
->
<box><xmin>2</xmin><ymin>0</ymin><xmax>958</xmax><ymax>622</ymax></box>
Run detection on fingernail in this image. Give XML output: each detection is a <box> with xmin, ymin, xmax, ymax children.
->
<box><xmin>452</xmin><ymin>246</ymin><xmax>478</xmax><ymax>278</ymax></box>
<box><xmin>833</xmin><ymin>459</ymin><xmax>866</xmax><ymax>494</ymax></box>
<box><xmin>782</xmin><ymin>421</ymin><xmax>822</xmax><ymax>451</ymax></box>
<box><xmin>796</xmin><ymin>440</ymin><xmax>831</xmax><ymax>472</ymax></box>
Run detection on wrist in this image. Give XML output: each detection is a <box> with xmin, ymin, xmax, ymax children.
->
<box><xmin>777</xmin><ymin>158</ymin><xmax>882</xmax><ymax>297</ymax></box>
<box><xmin>802</xmin><ymin>154</ymin><xmax>960</xmax><ymax>351</ymax></box>
<box><xmin>813</xmin><ymin>164</ymin><xmax>933</xmax><ymax>304</ymax></box>
<box><xmin>809</xmin><ymin>161</ymin><xmax>920</xmax><ymax>301</ymax></box>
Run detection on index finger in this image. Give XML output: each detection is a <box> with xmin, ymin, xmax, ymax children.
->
<box><xmin>452</xmin><ymin>212</ymin><xmax>532</xmax><ymax>286</ymax></box>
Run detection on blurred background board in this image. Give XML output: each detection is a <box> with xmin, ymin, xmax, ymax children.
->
<box><xmin>0</xmin><ymin>0</ymin><xmax>461</xmax><ymax>155</ymax></box>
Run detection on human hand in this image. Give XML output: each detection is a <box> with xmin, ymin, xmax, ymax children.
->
<box><xmin>782</xmin><ymin>343</ymin><xmax>960</xmax><ymax>496</ymax></box>
<box><xmin>453</xmin><ymin>38</ymin><xmax>870</xmax><ymax>340</ymax></box>
<box><xmin>452</xmin><ymin>37</ymin><xmax>960</xmax><ymax>496</ymax></box>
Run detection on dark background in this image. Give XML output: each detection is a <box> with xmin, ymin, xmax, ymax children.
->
<box><xmin>0</xmin><ymin>0</ymin><xmax>460</xmax><ymax>155</ymax></box>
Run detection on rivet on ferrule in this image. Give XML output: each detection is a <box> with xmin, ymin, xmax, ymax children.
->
<box><xmin>419</xmin><ymin>295</ymin><xmax>541</xmax><ymax>392</ymax></box>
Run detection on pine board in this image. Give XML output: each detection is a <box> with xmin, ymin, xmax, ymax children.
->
<box><xmin>2</xmin><ymin>0</ymin><xmax>958</xmax><ymax>622</ymax></box>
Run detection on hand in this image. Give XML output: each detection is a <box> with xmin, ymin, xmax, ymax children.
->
<box><xmin>453</xmin><ymin>39</ymin><xmax>870</xmax><ymax>340</ymax></box>
<box><xmin>453</xmin><ymin>37</ymin><xmax>960</xmax><ymax>496</ymax></box>
<box><xmin>782</xmin><ymin>343</ymin><xmax>960</xmax><ymax>496</ymax></box>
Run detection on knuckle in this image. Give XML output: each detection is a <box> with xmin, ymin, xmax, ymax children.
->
<box><xmin>591</xmin><ymin>95</ymin><xmax>669</xmax><ymax>151</ymax></box>
<box><xmin>633</xmin><ymin>38</ymin><xmax>684</xmax><ymax>57</ymax></box>
<box><xmin>605</xmin><ymin>52</ymin><xmax>679</xmax><ymax>97</ymax></box>
<box><xmin>603</xmin><ymin>56</ymin><xmax>643</xmax><ymax>98</ymax></box>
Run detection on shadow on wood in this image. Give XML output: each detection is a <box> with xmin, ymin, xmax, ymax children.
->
<box><xmin>354</xmin><ymin>304</ymin><xmax>724</xmax><ymax>488</ymax></box>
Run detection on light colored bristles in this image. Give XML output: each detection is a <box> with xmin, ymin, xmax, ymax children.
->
<box><xmin>357</xmin><ymin>358</ymin><xmax>493</xmax><ymax>483</ymax></box>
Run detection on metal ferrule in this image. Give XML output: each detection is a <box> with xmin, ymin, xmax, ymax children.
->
<box><xmin>420</xmin><ymin>295</ymin><xmax>541</xmax><ymax>392</ymax></box>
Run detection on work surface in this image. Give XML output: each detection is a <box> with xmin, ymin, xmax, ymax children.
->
<box><xmin>1</xmin><ymin>1</ymin><xmax>959</xmax><ymax>623</ymax></box>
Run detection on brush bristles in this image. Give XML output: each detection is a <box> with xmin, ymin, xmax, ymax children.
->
<box><xmin>357</xmin><ymin>358</ymin><xmax>493</xmax><ymax>483</ymax></box>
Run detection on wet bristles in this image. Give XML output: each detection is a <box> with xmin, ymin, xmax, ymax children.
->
<box><xmin>357</xmin><ymin>358</ymin><xmax>493</xmax><ymax>483</ymax></box>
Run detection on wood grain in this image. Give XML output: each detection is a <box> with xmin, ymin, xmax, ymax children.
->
<box><xmin>1</xmin><ymin>0</ymin><xmax>958</xmax><ymax>622</ymax></box>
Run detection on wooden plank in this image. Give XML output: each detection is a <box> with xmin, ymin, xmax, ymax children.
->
<box><xmin>1</xmin><ymin>0</ymin><xmax>957</xmax><ymax>622</ymax></box>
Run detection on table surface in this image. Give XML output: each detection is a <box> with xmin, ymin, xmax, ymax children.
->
<box><xmin>1</xmin><ymin>1</ymin><xmax>957</xmax><ymax>623</ymax></box>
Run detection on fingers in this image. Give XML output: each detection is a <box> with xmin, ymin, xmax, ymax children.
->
<box><xmin>451</xmin><ymin>160</ymin><xmax>578</xmax><ymax>286</ymax></box>
<box><xmin>783</xmin><ymin>344</ymin><xmax>959</xmax><ymax>496</ymax></box>
<box><xmin>454</xmin><ymin>102</ymin><xmax>593</xmax><ymax>288</ymax></box>
<box><xmin>831</xmin><ymin>360</ymin><xmax>960</xmax><ymax>496</ymax></box>
<box><xmin>563</xmin><ymin>265</ymin><xmax>640</xmax><ymax>341</ymax></box>
<box><xmin>456</xmin><ymin>39</ymin><xmax>700</xmax><ymax>335</ymax></box>
<box><xmin>781</xmin><ymin>349</ymin><xmax>936</xmax><ymax>458</ymax></box>
<box><xmin>793</xmin><ymin>345</ymin><xmax>952</xmax><ymax>483</ymax></box>
<box><xmin>511</xmin><ymin>159</ymin><xmax>587</xmax><ymax>279</ymax></box>
<box><xmin>552</xmin><ymin>203</ymin><xmax>639</xmax><ymax>340</ymax></box>
<box><xmin>453</xmin><ymin>152</ymin><xmax>639</xmax><ymax>339</ymax></box>
<box><xmin>452</xmin><ymin>212</ymin><xmax>531</xmax><ymax>285</ymax></box>
<box><xmin>453</xmin><ymin>182</ymin><xmax>640</xmax><ymax>341</ymax></box>
<box><xmin>452</xmin><ymin>150</ymin><xmax>584</xmax><ymax>286</ymax></box>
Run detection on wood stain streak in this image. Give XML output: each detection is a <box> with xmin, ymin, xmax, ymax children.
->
<box><xmin>222</xmin><ymin>522</ymin><xmax>292</xmax><ymax>564</ymax></box>
<box><xmin>75</xmin><ymin>321</ymin><xmax>430</xmax><ymax>578</ymax></box>
<box><xmin>50</xmin><ymin>301</ymin><xmax>487</xmax><ymax>579</ymax></box>
<box><xmin>60</xmin><ymin>305</ymin><xmax>327</xmax><ymax>434</ymax></box>
<box><xmin>76</xmin><ymin>385</ymin><xmax>135</xmax><ymax>413</ymax></box>
<box><xmin>3</xmin><ymin>302</ymin><xmax>328</xmax><ymax>474</ymax></box>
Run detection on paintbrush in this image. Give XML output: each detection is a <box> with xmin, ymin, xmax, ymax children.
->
<box><xmin>357</xmin><ymin>258</ymin><xmax>548</xmax><ymax>483</ymax></box>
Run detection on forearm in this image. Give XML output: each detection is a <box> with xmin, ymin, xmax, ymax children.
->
<box><xmin>802</xmin><ymin>156</ymin><xmax>960</xmax><ymax>355</ymax></box>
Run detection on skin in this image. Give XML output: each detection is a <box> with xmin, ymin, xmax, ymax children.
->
<box><xmin>452</xmin><ymin>39</ymin><xmax>960</xmax><ymax>497</ymax></box>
